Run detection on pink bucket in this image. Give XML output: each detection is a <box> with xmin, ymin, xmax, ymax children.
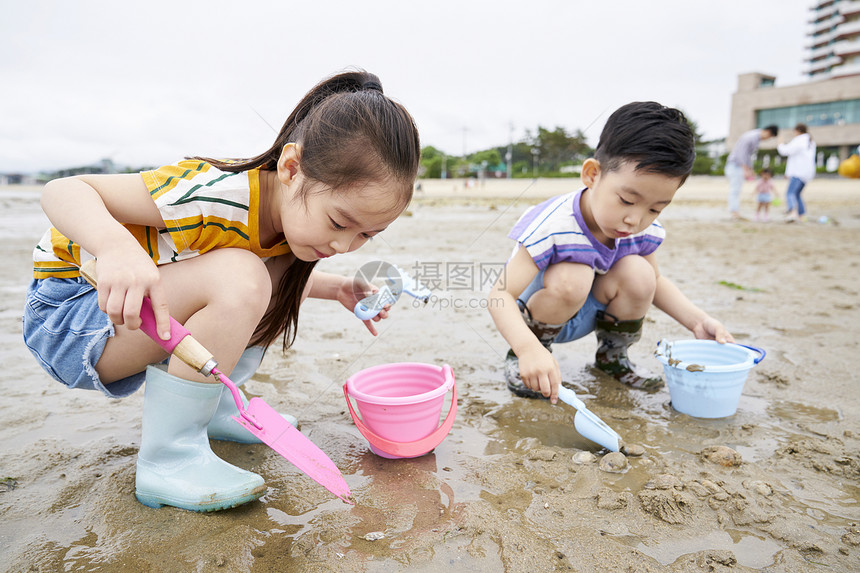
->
<box><xmin>343</xmin><ymin>363</ymin><xmax>457</xmax><ymax>459</ymax></box>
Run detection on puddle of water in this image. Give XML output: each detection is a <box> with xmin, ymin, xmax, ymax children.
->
<box><xmin>487</xmin><ymin>399</ymin><xmax>604</xmax><ymax>452</ymax></box>
<box><xmin>634</xmin><ymin>528</ymin><xmax>781</xmax><ymax>569</ymax></box>
<box><xmin>266</xmin><ymin>505</ymin><xmax>327</xmax><ymax>537</ymax></box>
<box><xmin>783</xmin><ymin>476</ymin><xmax>860</xmax><ymax>522</ymax></box>
<box><xmin>768</xmin><ymin>400</ymin><xmax>841</xmax><ymax>424</ymax></box>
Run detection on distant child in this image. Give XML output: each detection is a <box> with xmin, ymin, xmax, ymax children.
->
<box><xmin>23</xmin><ymin>70</ymin><xmax>420</xmax><ymax>511</ymax></box>
<box><xmin>754</xmin><ymin>168</ymin><xmax>775</xmax><ymax>221</ymax></box>
<box><xmin>488</xmin><ymin>102</ymin><xmax>734</xmax><ymax>403</ymax></box>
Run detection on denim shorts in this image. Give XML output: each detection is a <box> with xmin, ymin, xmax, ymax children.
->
<box><xmin>518</xmin><ymin>267</ymin><xmax>607</xmax><ymax>344</ymax></box>
<box><xmin>22</xmin><ymin>277</ymin><xmax>146</xmax><ymax>398</ymax></box>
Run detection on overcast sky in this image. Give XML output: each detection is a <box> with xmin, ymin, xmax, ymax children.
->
<box><xmin>1</xmin><ymin>0</ymin><xmax>811</xmax><ymax>173</ymax></box>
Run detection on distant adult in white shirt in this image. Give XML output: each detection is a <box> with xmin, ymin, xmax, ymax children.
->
<box><xmin>777</xmin><ymin>123</ymin><xmax>817</xmax><ymax>222</ymax></box>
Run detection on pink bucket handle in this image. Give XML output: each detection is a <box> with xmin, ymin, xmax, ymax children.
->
<box><xmin>343</xmin><ymin>364</ymin><xmax>457</xmax><ymax>458</ymax></box>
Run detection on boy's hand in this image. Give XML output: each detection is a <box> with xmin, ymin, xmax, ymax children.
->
<box><xmin>692</xmin><ymin>316</ymin><xmax>735</xmax><ymax>344</ymax></box>
<box><xmin>517</xmin><ymin>345</ymin><xmax>562</xmax><ymax>403</ymax></box>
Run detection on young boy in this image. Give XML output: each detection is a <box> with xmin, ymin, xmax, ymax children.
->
<box><xmin>488</xmin><ymin>102</ymin><xmax>734</xmax><ymax>404</ymax></box>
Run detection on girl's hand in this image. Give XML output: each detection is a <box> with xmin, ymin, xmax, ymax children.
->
<box><xmin>692</xmin><ymin>316</ymin><xmax>734</xmax><ymax>344</ymax></box>
<box><xmin>93</xmin><ymin>247</ymin><xmax>171</xmax><ymax>340</ymax></box>
<box><xmin>337</xmin><ymin>276</ymin><xmax>389</xmax><ymax>336</ymax></box>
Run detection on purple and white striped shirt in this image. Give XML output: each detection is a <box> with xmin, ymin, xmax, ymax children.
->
<box><xmin>507</xmin><ymin>188</ymin><xmax>665</xmax><ymax>274</ymax></box>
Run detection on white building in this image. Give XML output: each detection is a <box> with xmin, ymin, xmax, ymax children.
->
<box><xmin>806</xmin><ymin>0</ymin><xmax>860</xmax><ymax>80</ymax></box>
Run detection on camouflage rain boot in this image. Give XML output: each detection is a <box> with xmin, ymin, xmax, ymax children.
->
<box><xmin>505</xmin><ymin>300</ymin><xmax>564</xmax><ymax>399</ymax></box>
<box><xmin>594</xmin><ymin>311</ymin><xmax>664</xmax><ymax>389</ymax></box>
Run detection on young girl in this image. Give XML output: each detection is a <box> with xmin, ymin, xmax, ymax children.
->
<box><xmin>754</xmin><ymin>168</ymin><xmax>775</xmax><ymax>222</ymax></box>
<box><xmin>23</xmin><ymin>70</ymin><xmax>421</xmax><ymax>512</ymax></box>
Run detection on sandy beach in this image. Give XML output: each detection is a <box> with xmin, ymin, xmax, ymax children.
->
<box><xmin>1</xmin><ymin>175</ymin><xmax>859</xmax><ymax>572</ymax></box>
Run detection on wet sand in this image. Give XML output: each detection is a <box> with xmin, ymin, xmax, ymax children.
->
<box><xmin>1</xmin><ymin>176</ymin><xmax>859</xmax><ymax>572</ymax></box>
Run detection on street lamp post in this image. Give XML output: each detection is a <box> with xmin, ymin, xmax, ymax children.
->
<box><xmin>531</xmin><ymin>147</ymin><xmax>540</xmax><ymax>178</ymax></box>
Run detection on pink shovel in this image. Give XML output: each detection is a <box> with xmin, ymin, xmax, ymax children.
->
<box><xmin>79</xmin><ymin>260</ymin><xmax>352</xmax><ymax>503</ymax></box>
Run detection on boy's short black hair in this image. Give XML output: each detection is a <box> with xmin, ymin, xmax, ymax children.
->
<box><xmin>763</xmin><ymin>124</ymin><xmax>779</xmax><ymax>137</ymax></box>
<box><xmin>593</xmin><ymin>101</ymin><xmax>696</xmax><ymax>183</ymax></box>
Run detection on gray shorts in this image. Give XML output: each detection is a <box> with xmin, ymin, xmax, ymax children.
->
<box><xmin>518</xmin><ymin>267</ymin><xmax>607</xmax><ymax>343</ymax></box>
<box><xmin>22</xmin><ymin>278</ymin><xmax>146</xmax><ymax>398</ymax></box>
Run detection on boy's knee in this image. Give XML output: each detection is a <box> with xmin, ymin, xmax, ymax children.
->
<box><xmin>542</xmin><ymin>277</ymin><xmax>590</xmax><ymax>309</ymax></box>
<box><xmin>621</xmin><ymin>256</ymin><xmax>657</xmax><ymax>297</ymax></box>
<box><xmin>601</xmin><ymin>256</ymin><xmax>656</xmax><ymax>301</ymax></box>
<box><xmin>535</xmin><ymin>262</ymin><xmax>593</xmax><ymax>316</ymax></box>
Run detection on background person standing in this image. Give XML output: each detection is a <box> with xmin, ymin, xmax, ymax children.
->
<box><xmin>777</xmin><ymin>123</ymin><xmax>817</xmax><ymax>222</ymax></box>
<box><xmin>725</xmin><ymin>125</ymin><xmax>778</xmax><ymax>219</ymax></box>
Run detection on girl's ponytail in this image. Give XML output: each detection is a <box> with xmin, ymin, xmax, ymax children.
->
<box><xmin>199</xmin><ymin>70</ymin><xmax>385</xmax><ymax>173</ymax></box>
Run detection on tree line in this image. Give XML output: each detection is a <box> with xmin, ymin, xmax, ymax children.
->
<box><xmin>419</xmin><ymin>114</ymin><xmax>721</xmax><ymax>179</ymax></box>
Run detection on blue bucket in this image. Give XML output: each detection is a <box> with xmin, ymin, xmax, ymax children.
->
<box><xmin>655</xmin><ymin>340</ymin><xmax>766</xmax><ymax>418</ymax></box>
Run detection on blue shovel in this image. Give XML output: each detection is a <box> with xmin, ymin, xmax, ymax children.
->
<box><xmin>557</xmin><ymin>386</ymin><xmax>622</xmax><ymax>452</ymax></box>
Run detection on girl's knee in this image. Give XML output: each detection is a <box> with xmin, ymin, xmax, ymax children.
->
<box><xmin>205</xmin><ymin>250</ymin><xmax>272</xmax><ymax>314</ymax></box>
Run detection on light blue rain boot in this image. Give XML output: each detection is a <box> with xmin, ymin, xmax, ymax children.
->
<box><xmin>207</xmin><ymin>346</ymin><xmax>299</xmax><ymax>443</ymax></box>
<box><xmin>135</xmin><ymin>365</ymin><xmax>267</xmax><ymax>511</ymax></box>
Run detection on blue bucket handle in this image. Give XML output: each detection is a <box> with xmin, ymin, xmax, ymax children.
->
<box><xmin>739</xmin><ymin>344</ymin><xmax>766</xmax><ymax>364</ymax></box>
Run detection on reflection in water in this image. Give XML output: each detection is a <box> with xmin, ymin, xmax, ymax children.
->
<box><xmin>344</xmin><ymin>450</ymin><xmax>466</xmax><ymax>562</ymax></box>
<box><xmin>633</xmin><ymin>529</ymin><xmax>781</xmax><ymax>569</ymax></box>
